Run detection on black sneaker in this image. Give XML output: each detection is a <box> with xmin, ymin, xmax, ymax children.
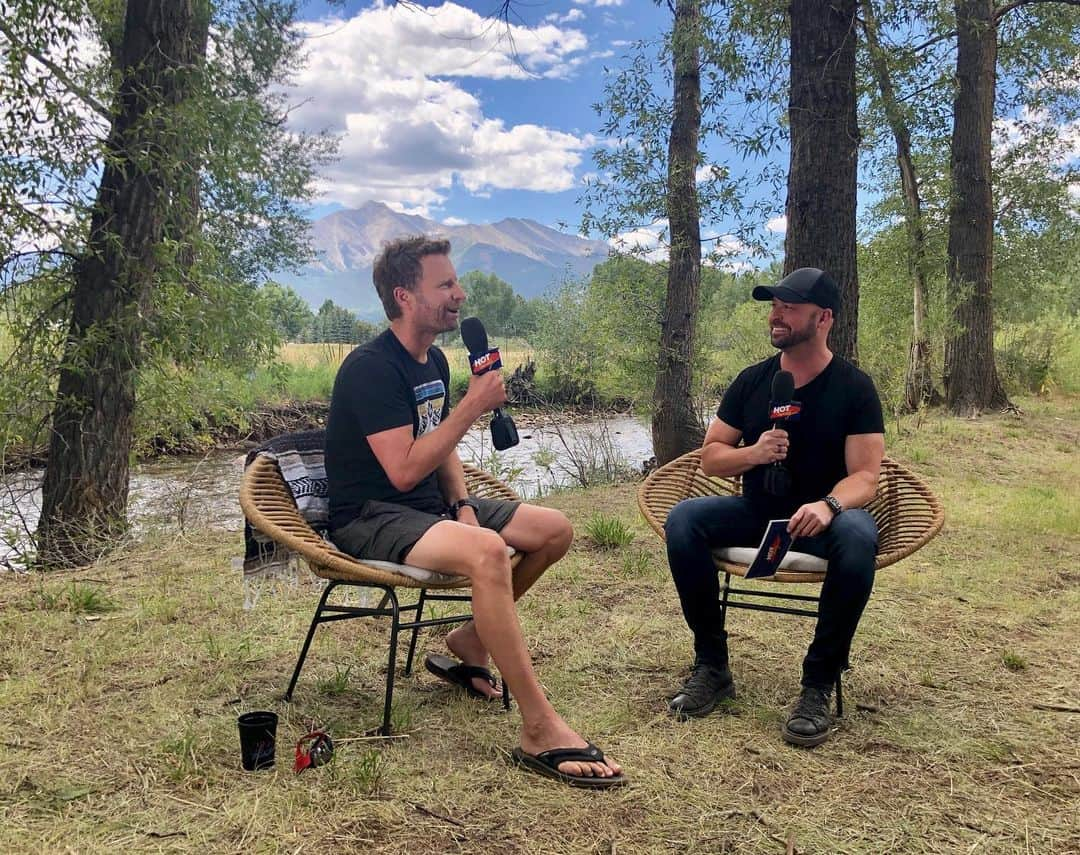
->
<box><xmin>668</xmin><ymin>658</ymin><xmax>736</xmax><ymax>720</ymax></box>
<box><xmin>782</xmin><ymin>686</ymin><xmax>833</xmax><ymax>747</ymax></box>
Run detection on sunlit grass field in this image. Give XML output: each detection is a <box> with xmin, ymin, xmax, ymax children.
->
<box><xmin>280</xmin><ymin>339</ymin><xmax>536</xmax><ymax>374</ymax></box>
<box><xmin>1</xmin><ymin>396</ymin><xmax>1077</xmax><ymax>852</ymax></box>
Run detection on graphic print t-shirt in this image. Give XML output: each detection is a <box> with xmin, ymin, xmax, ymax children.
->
<box><xmin>326</xmin><ymin>329</ymin><xmax>451</xmax><ymax>529</ymax></box>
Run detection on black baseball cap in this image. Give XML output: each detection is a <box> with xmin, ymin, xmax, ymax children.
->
<box><xmin>752</xmin><ymin>268</ymin><xmax>840</xmax><ymax>315</ymax></box>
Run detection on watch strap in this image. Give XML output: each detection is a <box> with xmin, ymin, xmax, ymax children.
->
<box><xmin>452</xmin><ymin>498</ymin><xmax>479</xmax><ymax>518</ymax></box>
<box><xmin>823</xmin><ymin>495</ymin><xmax>843</xmax><ymax>516</ymax></box>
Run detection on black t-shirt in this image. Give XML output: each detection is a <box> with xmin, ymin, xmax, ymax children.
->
<box><xmin>717</xmin><ymin>353</ymin><xmax>885</xmax><ymax>517</ymax></box>
<box><xmin>326</xmin><ymin>329</ymin><xmax>451</xmax><ymax>530</ymax></box>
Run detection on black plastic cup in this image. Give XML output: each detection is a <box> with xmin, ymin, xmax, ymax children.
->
<box><xmin>237</xmin><ymin>711</ymin><xmax>278</xmax><ymax>771</ymax></box>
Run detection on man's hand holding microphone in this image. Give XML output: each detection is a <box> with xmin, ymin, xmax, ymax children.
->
<box><xmin>463</xmin><ymin>361</ymin><xmax>507</xmax><ymax>413</ymax></box>
<box><xmin>750</xmin><ymin>427</ymin><xmax>790</xmax><ymax>466</ymax></box>
<box><xmin>460</xmin><ymin>317</ymin><xmax>519</xmax><ymax>450</ymax></box>
<box><xmin>757</xmin><ymin>370</ymin><xmax>833</xmax><ymax>538</ymax></box>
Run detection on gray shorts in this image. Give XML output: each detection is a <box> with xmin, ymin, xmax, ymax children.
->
<box><xmin>330</xmin><ymin>498</ymin><xmax>520</xmax><ymax>565</ymax></box>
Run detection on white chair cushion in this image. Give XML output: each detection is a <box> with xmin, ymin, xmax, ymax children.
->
<box><xmin>343</xmin><ymin>545</ymin><xmax>517</xmax><ymax>585</ymax></box>
<box><xmin>715</xmin><ymin>547</ymin><xmax>828</xmax><ymax>573</ymax></box>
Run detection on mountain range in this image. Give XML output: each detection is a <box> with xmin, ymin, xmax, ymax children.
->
<box><xmin>273</xmin><ymin>201</ymin><xmax>611</xmax><ymax>319</ymax></box>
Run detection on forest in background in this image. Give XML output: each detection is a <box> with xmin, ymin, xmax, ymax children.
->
<box><xmin>1</xmin><ymin>0</ymin><xmax>1077</xmax><ymax>567</ymax></box>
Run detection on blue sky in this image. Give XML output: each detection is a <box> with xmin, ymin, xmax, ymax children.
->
<box><xmin>291</xmin><ymin>0</ymin><xmax>722</xmax><ymax>244</ymax></box>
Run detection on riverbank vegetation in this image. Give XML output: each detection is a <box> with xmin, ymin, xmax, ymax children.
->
<box><xmin>4</xmin><ymin>256</ymin><xmax>1078</xmax><ymax>467</ymax></box>
<box><xmin>1</xmin><ymin>397</ymin><xmax>1076</xmax><ymax>852</ymax></box>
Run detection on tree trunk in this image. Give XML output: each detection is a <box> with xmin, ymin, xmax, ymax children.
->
<box><xmin>652</xmin><ymin>0</ymin><xmax>705</xmax><ymax>465</ymax></box>
<box><xmin>944</xmin><ymin>0</ymin><xmax>1010</xmax><ymax>414</ymax></box>
<box><xmin>784</xmin><ymin>0</ymin><xmax>860</xmax><ymax>362</ymax></box>
<box><xmin>36</xmin><ymin>0</ymin><xmax>209</xmax><ymax>568</ymax></box>
<box><xmin>860</xmin><ymin>0</ymin><xmax>941</xmax><ymax>409</ymax></box>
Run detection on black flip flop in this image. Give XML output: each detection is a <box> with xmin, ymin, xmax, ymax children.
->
<box><xmin>511</xmin><ymin>742</ymin><xmax>627</xmax><ymax>789</ymax></box>
<box><xmin>424</xmin><ymin>653</ymin><xmax>501</xmax><ymax>700</ymax></box>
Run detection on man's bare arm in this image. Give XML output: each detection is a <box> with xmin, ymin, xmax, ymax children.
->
<box><xmin>787</xmin><ymin>432</ymin><xmax>884</xmax><ymax>538</ymax></box>
<box><xmin>830</xmin><ymin>432</ymin><xmax>884</xmax><ymax>510</ymax></box>
<box><xmin>367</xmin><ymin>371</ymin><xmax>505</xmax><ymax>493</ymax></box>
<box><xmin>700</xmin><ymin>418</ymin><xmax>790</xmax><ymax>478</ymax></box>
<box><xmin>435</xmin><ymin>450</ymin><xmax>479</xmax><ymax>525</ymax></box>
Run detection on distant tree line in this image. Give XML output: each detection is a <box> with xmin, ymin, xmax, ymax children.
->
<box><xmin>260</xmin><ymin>270</ymin><xmax>544</xmax><ymax>345</ymax></box>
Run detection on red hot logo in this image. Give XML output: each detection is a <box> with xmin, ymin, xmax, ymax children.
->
<box><xmin>769</xmin><ymin>401</ymin><xmax>802</xmax><ymax>421</ymax></box>
<box><xmin>470</xmin><ymin>348</ymin><xmax>502</xmax><ymax>375</ymax></box>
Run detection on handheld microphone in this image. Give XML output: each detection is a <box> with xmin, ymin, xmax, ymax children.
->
<box><xmin>764</xmin><ymin>370</ymin><xmax>798</xmax><ymax>496</ymax></box>
<box><xmin>460</xmin><ymin>317</ymin><xmax>520</xmax><ymax>450</ymax></box>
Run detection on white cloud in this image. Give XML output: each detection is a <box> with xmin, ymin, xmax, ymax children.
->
<box><xmin>441</xmin><ymin>216</ymin><xmax>468</xmax><ymax>225</ymax></box>
<box><xmin>545</xmin><ymin>9</ymin><xmax>586</xmax><ymax>24</ymax></box>
<box><xmin>766</xmin><ymin>215</ymin><xmax>787</xmax><ymax>233</ymax></box>
<box><xmin>610</xmin><ymin>221</ymin><xmax>668</xmax><ymax>262</ymax></box>
<box><xmin>696</xmin><ymin>163</ymin><xmax>728</xmax><ymax>184</ymax></box>
<box><xmin>993</xmin><ymin>107</ymin><xmax>1080</xmax><ymax>166</ymax></box>
<box><xmin>291</xmin><ymin>3</ymin><xmax>593</xmax><ymax>215</ymax></box>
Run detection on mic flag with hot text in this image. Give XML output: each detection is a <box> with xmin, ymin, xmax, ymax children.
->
<box><xmin>764</xmin><ymin>370</ymin><xmax>796</xmax><ymax>496</ymax></box>
<box><xmin>461</xmin><ymin>317</ymin><xmax>519</xmax><ymax>450</ymax></box>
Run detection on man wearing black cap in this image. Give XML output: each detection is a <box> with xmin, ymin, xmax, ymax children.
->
<box><xmin>663</xmin><ymin>268</ymin><xmax>885</xmax><ymax>747</ymax></box>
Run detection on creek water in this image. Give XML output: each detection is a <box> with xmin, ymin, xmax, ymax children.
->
<box><xmin>0</xmin><ymin>414</ymin><xmax>654</xmax><ymax>572</ymax></box>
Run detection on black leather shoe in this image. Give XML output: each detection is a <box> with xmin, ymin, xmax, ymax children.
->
<box><xmin>782</xmin><ymin>686</ymin><xmax>833</xmax><ymax>747</ymax></box>
<box><xmin>668</xmin><ymin>658</ymin><xmax>736</xmax><ymax>720</ymax></box>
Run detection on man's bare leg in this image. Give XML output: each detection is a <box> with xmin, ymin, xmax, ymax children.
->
<box><xmin>444</xmin><ymin>505</ymin><xmax>573</xmax><ymax>695</ymax></box>
<box><xmin>406</xmin><ymin>520</ymin><xmax>619</xmax><ymax>780</ymax></box>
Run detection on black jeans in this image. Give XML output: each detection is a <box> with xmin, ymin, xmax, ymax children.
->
<box><xmin>665</xmin><ymin>495</ymin><xmax>878</xmax><ymax>689</ymax></box>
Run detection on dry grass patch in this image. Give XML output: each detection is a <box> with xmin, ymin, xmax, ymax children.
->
<box><xmin>280</xmin><ymin>341</ymin><xmax>535</xmax><ymax>373</ymax></box>
<box><xmin>1</xmin><ymin>397</ymin><xmax>1078</xmax><ymax>852</ymax></box>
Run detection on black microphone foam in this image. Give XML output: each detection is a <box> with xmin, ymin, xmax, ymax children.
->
<box><xmin>765</xmin><ymin>369</ymin><xmax>794</xmax><ymax>497</ymax></box>
<box><xmin>771</xmin><ymin>370</ymin><xmax>794</xmax><ymax>405</ymax></box>
<box><xmin>461</xmin><ymin>316</ymin><xmax>488</xmax><ymax>356</ymax></box>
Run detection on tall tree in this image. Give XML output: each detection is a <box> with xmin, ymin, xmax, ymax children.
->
<box><xmin>460</xmin><ymin>270</ymin><xmax>518</xmax><ymax>336</ymax></box>
<box><xmin>36</xmin><ymin>0</ymin><xmax>211</xmax><ymax>566</ymax></box>
<box><xmin>860</xmin><ymin>0</ymin><xmax>941</xmax><ymax>408</ymax></box>
<box><xmin>653</xmin><ymin>0</ymin><xmax>706</xmax><ymax>464</ymax></box>
<box><xmin>1</xmin><ymin>0</ymin><xmax>332</xmax><ymax>567</ymax></box>
<box><xmin>943</xmin><ymin>0</ymin><xmax>1080</xmax><ymax>412</ymax></box>
<box><xmin>582</xmin><ymin>1</ymin><xmax>787</xmax><ymax>463</ymax></box>
<box><xmin>784</xmin><ymin>0</ymin><xmax>860</xmax><ymax>361</ymax></box>
<box><xmin>943</xmin><ymin>0</ymin><xmax>1010</xmax><ymax>412</ymax></box>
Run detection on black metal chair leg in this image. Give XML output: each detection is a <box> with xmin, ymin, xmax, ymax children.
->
<box><xmin>403</xmin><ymin>587</ymin><xmax>428</xmax><ymax>677</ymax></box>
<box><xmin>835</xmin><ymin>672</ymin><xmax>844</xmax><ymax>718</ymax></box>
<box><xmin>719</xmin><ymin>572</ymin><xmax>732</xmax><ymax>635</ymax></box>
<box><xmin>380</xmin><ymin>589</ymin><xmax>402</xmax><ymax>736</ymax></box>
<box><xmin>284</xmin><ymin>581</ymin><xmax>338</xmax><ymax>702</ymax></box>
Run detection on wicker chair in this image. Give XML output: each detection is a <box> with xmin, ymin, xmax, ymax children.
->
<box><xmin>637</xmin><ymin>450</ymin><xmax>943</xmax><ymax>713</ymax></box>
<box><xmin>240</xmin><ymin>454</ymin><xmax>523</xmax><ymax>735</ymax></box>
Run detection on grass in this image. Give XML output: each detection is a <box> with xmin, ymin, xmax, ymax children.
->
<box><xmin>1</xmin><ymin>396</ymin><xmax>1078</xmax><ymax>852</ymax></box>
<box><xmin>584</xmin><ymin>513</ymin><xmax>635</xmax><ymax>550</ymax></box>
<box><xmin>279</xmin><ymin>340</ymin><xmax>535</xmax><ymax>376</ymax></box>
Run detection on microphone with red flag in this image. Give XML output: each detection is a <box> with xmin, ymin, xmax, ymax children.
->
<box><xmin>460</xmin><ymin>317</ymin><xmax>520</xmax><ymax>450</ymax></box>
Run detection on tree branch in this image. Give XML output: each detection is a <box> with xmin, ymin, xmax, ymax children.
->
<box><xmin>995</xmin><ymin>0</ymin><xmax>1080</xmax><ymax>22</ymax></box>
<box><xmin>0</xmin><ymin>17</ymin><xmax>111</xmax><ymax>119</ymax></box>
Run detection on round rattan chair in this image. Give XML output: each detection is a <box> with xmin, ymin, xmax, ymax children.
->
<box><xmin>637</xmin><ymin>449</ymin><xmax>944</xmax><ymax>712</ymax></box>
<box><xmin>240</xmin><ymin>454</ymin><xmax>523</xmax><ymax>735</ymax></box>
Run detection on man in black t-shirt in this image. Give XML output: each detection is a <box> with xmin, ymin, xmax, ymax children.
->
<box><xmin>664</xmin><ymin>268</ymin><xmax>885</xmax><ymax>747</ymax></box>
<box><xmin>325</xmin><ymin>236</ymin><xmax>623</xmax><ymax>787</ymax></box>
